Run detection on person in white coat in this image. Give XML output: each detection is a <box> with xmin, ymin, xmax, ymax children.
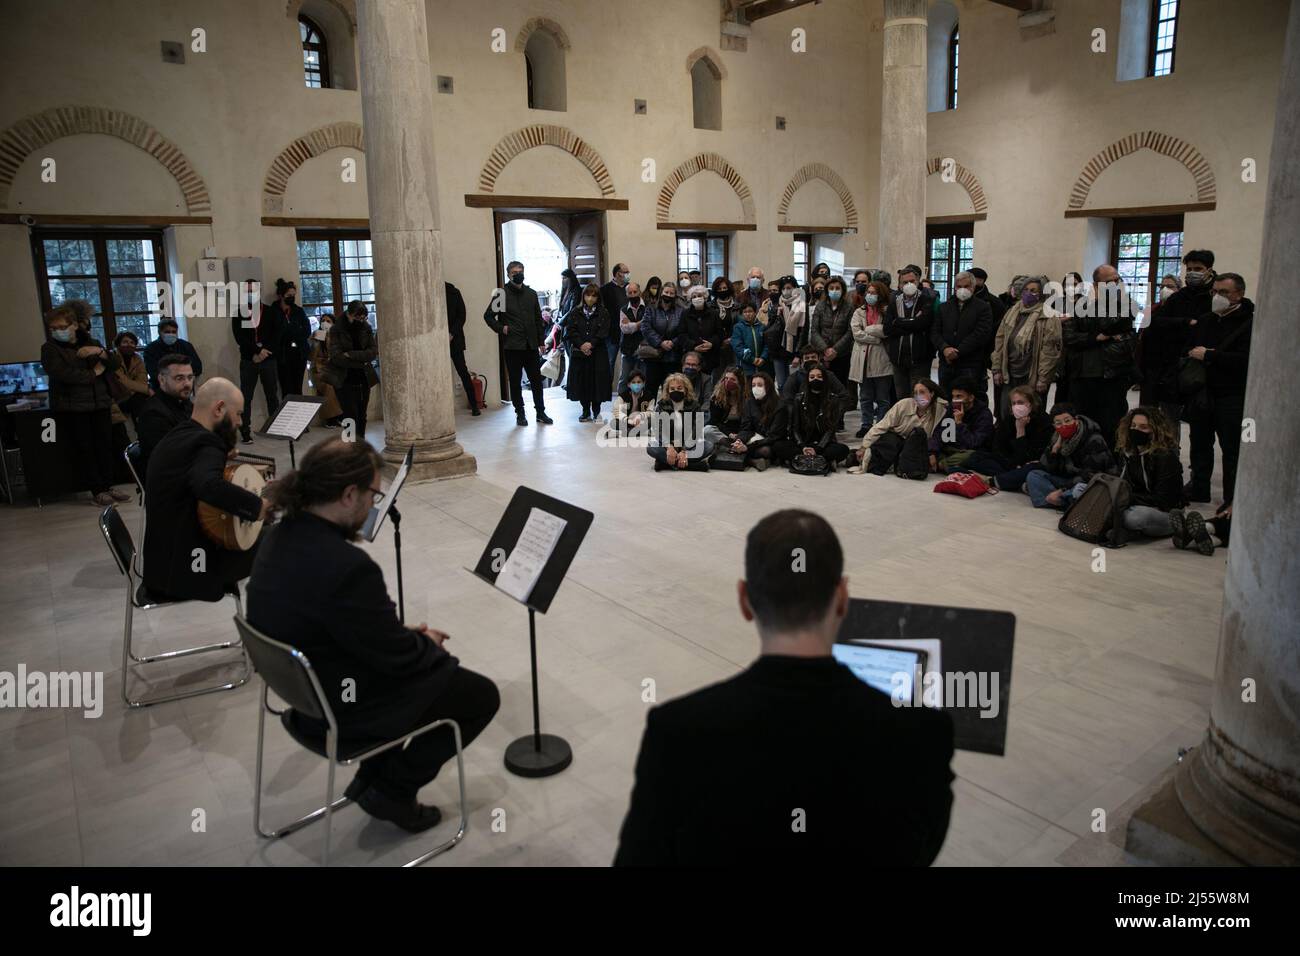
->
<box><xmin>848</xmin><ymin>280</ymin><xmax>897</xmax><ymax>437</ymax></box>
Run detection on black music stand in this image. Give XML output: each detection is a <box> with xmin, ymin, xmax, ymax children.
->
<box><xmin>362</xmin><ymin>446</ymin><xmax>413</xmax><ymax>621</ymax></box>
<box><xmin>470</xmin><ymin>486</ymin><xmax>593</xmax><ymax>778</ymax></box>
<box><xmin>259</xmin><ymin>395</ymin><xmax>324</xmax><ymax>468</ymax></box>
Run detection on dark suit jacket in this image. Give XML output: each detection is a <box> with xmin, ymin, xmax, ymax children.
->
<box><xmin>446</xmin><ymin>282</ymin><xmax>468</xmax><ymax>352</ymax></box>
<box><xmin>143</xmin><ymin>419</ymin><xmax>262</xmax><ymax>601</ymax></box>
<box><xmin>599</xmin><ymin>280</ymin><xmax>627</xmax><ymax>337</ymax></box>
<box><xmin>135</xmin><ymin>391</ymin><xmax>192</xmax><ymax>475</ymax></box>
<box><xmin>614</xmin><ymin>655</ymin><xmax>955</xmax><ymax>866</ymax></box>
<box><xmin>231</xmin><ymin>306</ymin><xmax>285</xmax><ymax>362</ymax></box>
<box><xmin>245</xmin><ymin>512</ymin><xmax>459</xmax><ymax>739</ymax></box>
<box><xmin>931</xmin><ymin>297</ymin><xmax>994</xmax><ymax>366</ymax></box>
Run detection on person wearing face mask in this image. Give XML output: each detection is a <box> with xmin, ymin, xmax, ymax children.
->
<box><xmin>558</xmin><ymin>268</ymin><xmax>581</xmax><ymax>319</ymax></box>
<box><xmin>1021</xmin><ymin>404</ymin><xmax>1117</xmax><ymax>509</ymax></box>
<box><xmin>111</xmin><ymin>331</ymin><xmax>152</xmax><ymax>422</ymax></box>
<box><xmin>885</xmin><ymin>265</ymin><xmax>938</xmax><ymax>402</ymax></box>
<box><xmin>730</xmin><ymin>370</ymin><xmax>788</xmax><ymax>470</ymax></box>
<box><xmin>320</xmin><ymin>301</ymin><xmax>381</xmax><ymax>439</ymax></box>
<box><xmin>766</xmin><ymin>277</ymin><xmax>805</xmax><ymax>392</ymax></box>
<box><xmin>1142</xmin><ymin>250</ymin><xmax>1216</xmax><ymax>446</ymax></box>
<box><xmin>307</xmin><ymin>314</ymin><xmax>344</xmax><ymax>426</ymax></box>
<box><xmin>1109</xmin><ymin>408</ymin><xmax>1186</xmax><ymax>541</ymax></box>
<box><xmin>731</xmin><ymin>302</ymin><xmax>769</xmax><ymax>380</ymax></box>
<box><xmin>704</xmin><ymin>365</ymin><xmax>747</xmax><ymax>449</ymax></box>
<box><xmin>848</xmin><ymin>378</ymin><xmax>948</xmax><ymax>475</ymax></box>
<box><xmin>41</xmin><ymin>304</ymin><xmax>127</xmax><ymax>505</ymax></box>
<box><xmin>931</xmin><ymin>271</ymin><xmax>993</xmax><ymax>397</ymax></box>
<box><xmin>735</xmin><ymin>267</ymin><xmax>767</xmax><ymax>315</ymax></box>
<box><xmin>849</xmin><ymin>279</ymin><xmax>896</xmax><ymax>436</ymax></box>
<box><xmin>677</xmin><ymin>271</ymin><xmax>693</xmax><ymax>292</ymax></box>
<box><xmin>613</xmin><ymin>369</ymin><xmax>653</xmax><ymax>429</ymax></box>
<box><xmin>615</xmin><ymin>281</ymin><xmax>647</xmax><ymax>395</ymax></box>
<box><xmin>647</xmin><ymin>372</ymin><xmax>712</xmax><ymax>471</ymax></box>
<box><xmin>142</xmin><ymin>318</ymin><xmax>203</xmax><ymax>389</ymax></box>
<box><xmin>968</xmin><ymin>267</ymin><xmax>1009</xmax><ymax>328</ymax></box>
<box><xmin>930</xmin><ymin>377</ymin><xmax>995</xmax><ymax>473</ymax></box>
<box><xmin>781</xmin><ymin>345</ymin><xmax>848</xmax><ymax>409</ymax></box>
<box><xmin>684</xmin><ymin>284</ymin><xmax>725</xmax><ymax>392</ymax></box>
<box><xmin>600</xmin><ymin>263</ymin><xmax>631</xmax><ymax>394</ymax></box>
<box><xmin>1061</xmin><ymin>264</ymin><xmax>1139</xmax><ymax>446</ymax></box>
<box><xmin>143</xmin><ymin>378</ymin><xmax>272</xmax><ymax>602</ymax></box>
<box><xmin>773</xmin><ymin>365</ymin><xmax>851</xmax><ymax>469</ymax></box>
<box><xmin>483</xmin><ymin>261</ymin><xmax>553</xmax><ymax>426</ymax></box>
<box><xmin>247</xmin><ymin>437</ymin><xmax>500</xmax><ymax>832</ymax></box>
<box><xmin>231</xmin><ymin>280</ymin><xmax>284</xmax><ymax>443</ymax></box>
<box><xmin>809</xmin><ymin>276</ymin><xmax>855</xmax><ymax>428</ymax></box>
<box><xmin>274</xmin><ymin>279</ymin><xmax>312</xmax><ymax>402</ymax></box>
<box><xmin>1182</xmin><ymin>272</ymin><xmax>1253</xmax><ymax>506</ymax></box>
<box><xmin>990</xmin><ymin>276</ymin><xmax>1062</xmax><ymax>416</ymax></box>
<box><xmin>680</xmin><ymin>351</ymin><xmax>708</xmax><ymax>403</ymax></box>
<box><xmin>640</xmin><ymin>284</ymin><xmax>687</xmax><ymax>402</ymax></box>
<box><xmin>564</xmin><ymin>283</ymin><xmax>612</xmax><ymax>422</ymax></box>
<box><xmin>970</xmin><ymin>385</ymin><xmax>1054</xmax><ymax>489</ymax></box>
<box><xmin>807</xmin><ymin>262</ymin><xmax>832</xmax><ymax>297</ymax></box>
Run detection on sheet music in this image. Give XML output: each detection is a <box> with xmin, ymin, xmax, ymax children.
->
<box><xmin>265</xmin><ymin>398</ymin><xmax>322</xmax><ymax>439</ymax></box>
<box><xmin>495</xmin><ymin>508</ymin><xmax>567</xmax><ymax>604</ymax></box>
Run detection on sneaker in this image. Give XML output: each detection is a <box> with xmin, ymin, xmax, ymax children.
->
<box><xmin>1169</xmin><ymin>509</ymin><xmax>1188</xmax><ymax>550</ymax></box>
<box><xmin>855</xmin><ymin>426</ymin><xmax>869</xmax><ymax>439</ymax></box>
<box><xmin>753</xmin><ymin>457</ymin><xmax>769</xmax><ymax>472</ymax></box>
<box><xmin>354</xmin><ymin>785</ymin><xmax>443</xmax><ymax>833</ymax></box>
<box><xmin>536</xmin><ymin>412</ymin><xmax>554</xmax><ymax>425</ymax></box>
<box><xmin>516</xmin><ymin>414</ymin><xmax>528</xmax><ymax>427</ymax></box>
<box><xmin>107</xmin><ymin>488</ymin><xmax>131</xmax><ymax>503</ymax></box>
<box><xmin>1184</xmin><ymin>511</ymin><xmax>1216</xmax><ymax>556</ymax></box>
<box><xmin>1183</xmin><ymin>481</ymin><xmax>1211</xmax><ymax>503</ymax></box>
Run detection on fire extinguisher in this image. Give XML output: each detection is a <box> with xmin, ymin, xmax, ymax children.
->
<box><xmin>471</xmin><ymin>372</ymin><xmax>487</xmax><ymax>409</ymax></box>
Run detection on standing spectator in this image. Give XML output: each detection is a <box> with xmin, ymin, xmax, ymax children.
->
<box><xmin>886</xmin><ymin>264</ymin><xmax>938</xmax><ymax>401</ymax></box>
<box><xmin>231</xmin><ymin>280</ymin><xmax>283</xmax><ymax>443</ymax></box>
<box><xmin>809</xmin><ymin>275</ymin><xmax>855</xmax><ymax>428</ymax></box>
<box><xmin>136</xmin><ymin>353</ymin><xmax>195</xmax><ymax>475</ymax></box>
<box><xmin>1141</xmin><ymin>250</ymin><xmax>1215</xmax><ymax>446</ymax></box>
<box><xmin>640</xmin><ymin>283</ymin><xmax>687</xmax><ymax>401</ymax></box>
<box><xmin>308</xmin><ymin>314</ymin><xmax>344</xmax><ymax>426</ymax></box>
<box><xmin>40</xmin><ymin>304</ymin><xmax>127</xmax><ymax>504</ymax></box>
<box><xmin>1053</xmin><ymin>272</ymin><xmax>1087</xmax><ymax>404</ymax></box>
<box><xmin>445</xmin><ymin>281</ymin><xmax>479</xmax><ymax>416</ymax></box>
<box><xmin>323</xmin><ymin>301</ymin><xmax>379</xmax><ymax>441</ymax></box>
<box><xmin>482</xmin><ymin>261</ymin><xmax>553</xmax><ymax>427</ymax></box>
<box><xmin>615</xmin><ymin>281</ymin><xmax>646</xmax><ymax>395</ymax></box>
<box><xmin>969</xmin><ymin>267</ymin><xmax>1009</xmax><ymax>327</ymax></box>
<box><xmin>735</xmin><ymin>267</ymin><xmax>767</xmax><ymax>315</ymax></box>
<box><xmin>711</xmin><ymin>275</ymin><xmax>742</xmax><ymax>371</ymax></box>
<box><xmin>768</xmin><ymin>276</ymin><xmax>806</xmax><ymax>392</ymax></box>
<box><xmin>991</xmin><ymin>276</ymin><xmax>1062</xmax><ymax>415</ymax></box>
<box><xmin>142</xmin><ymin>317</ymin><xmax>202</xmax><ymax>388</ymax></box>
<box><xmin>274</xmin><ymin>279</ymin><xmax>311</xmax><ymax>400</ymax></box>
<box><xmin>931</xmin><ymin>271</ymin><xmax>993</xmax><ymax>395</ymax></box>
<box><xmin>1063</xmin><ymin>265</ymin><xmax>1139</xmax><ymax>445</ymax></box>
<box><xmin>558</xmin><ymin>268</ymin><xmax>581</xmax><ymax>319</ymax></box>
<box><xmin>564</xmin><ymin>283</ymin><xmax>611</xmax><ymax>422</ymax></box>
<box><xmin>600</xmin><ymin>263</ymin><xmax>631</xmax><ymax>394</ymax></box>
<box><xmin>684</xmin><ymin>284</ymin><xmax>725</xmax><ymax>395</ymax></box>
<box><xmin>849</xmin><ymin>279</ymin><xmax>896</xmax><ymax>436</ymax></box>
<box><xmin>1183</xmin><ymin>273</ymin><xmax>1252</xmax><ymax>506</ymax></box>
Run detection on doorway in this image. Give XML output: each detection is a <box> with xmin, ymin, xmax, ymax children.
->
<box><xmin>492</xmin><ymin>208</ymin><xmax>606</xmax><ymax>400</ymax></box>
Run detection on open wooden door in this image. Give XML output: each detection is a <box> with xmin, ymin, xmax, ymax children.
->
<box><xmin>569</xmin><ymin>212</ymin><xmax>604</xmax><ymax>287</ymax></box>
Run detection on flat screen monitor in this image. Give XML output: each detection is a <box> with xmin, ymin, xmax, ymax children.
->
<box><xmin>0</xmin><ymin>361</ymin><xmax>49</xmax><ymax>397</ymax></box>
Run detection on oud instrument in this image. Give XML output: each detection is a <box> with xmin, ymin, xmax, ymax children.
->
<box><xmin>197</xmin><ymin>452</ymin><xmax>275</xmax><ymax>550</ymax></box>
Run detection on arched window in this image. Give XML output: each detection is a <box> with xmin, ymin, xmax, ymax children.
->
<box><xmin>524</xmin><ymin>29</ymin><xmax>566</xmax><ymax>111</ymax></box>
<box><xmin>948</xmin><ymin>25</ymin><xmax>959</xmax><ymax>109</ymax></box>
<box><xmin>300</xmin><ymin>15</ymin><xmax>330</xmax><ymax>89</ymax></box>
<box><xmin>691</xmin><ymin>58</ymin><xmax>722</xmax><ymax>131</ymax></box>
<box><xmin>926</xmin><ymin>2</ymin><xmax>959</xmax><ymax>113</ymax></box>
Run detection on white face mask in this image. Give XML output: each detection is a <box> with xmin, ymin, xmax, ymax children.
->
<box><xmin>679</xmin><ymin>278</ymin><xmax>691</xmax><ymax>289</ymax></box>
<box><xmin>691</xmin><ymin>296</ymin><xmax>706</xmax><ymax>308</ymax></box>
<box><xmin>954</xmin><ymin>287</ymin><xmax>973</xmax><ymax>301</ymax></box>
<box><xmin>902</xmin><ymin>282</ymin><xmax>918</xmax><ymax>296</ymax></box>
<box><xmin>864</xmin><ymin>293</ymin><xmax>879</xmax><ymax>305</ymax></box>
<box><xmin>1212</xmin><ymin>293</ymin><xmax>1233</xmax><ymax>314</ymax></box>
<box><xmin>751</xmin><ymin>385</ymin><xmax>766</xmax><ymax>400</ymax></box>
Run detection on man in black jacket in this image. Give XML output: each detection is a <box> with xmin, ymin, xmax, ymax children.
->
<box><xmin>143</xmin><ymin>378</ymin><xmax>269</xmax><ymax>602</ymax></box>
<box><xmin>1063</xmin><ymin>264</ymin><xmax>1139</xmax><ymax>446</ymax></box>
<box><xmin>246</xmin><ymin>438</ymin><xmax>499</xmax><ymax>831</ymax></box>
<box><xmin>1141</xmin><ymin>249</ymin><xmax>1215</xmax><ymax>444</ymax></box>
<box><xmin>970</xmin><ymin>267</ymin><xmax>1008</xmax><ymax>376</ymax></box>
<box><xmin>615</xmin><ymin>509</ymin><xmax>954</xmax><ymax>866</ymax></box>
<box><xmin>142</xmin><ymin>318</ymin><xmax>202</xmax><ymax>389</ymax></box>
<box><xmin>231</xmin><ymin>281</ymin><xmax>284</xmax><ymax>443</ymax></box>
<box><xmin>1184</xmin><ymin>272</ymin><xmax>1253</xmax><ymax>505</ymax></box>
<box><xmin>931</xmin><ymin>271</ymin><xmax>993</xmax><ymax>395</ymax></box>
<box><xmin>483</xmin><ymin>260</ymin><xmax>553</xmax><ymax>426</ymax></box>
<box><xmin>445</xmin><ymin>281</ymin><xmax>478</xmax><ymax>415</ymax></box>
<box><xmin>136</xmin><ymin>353</ymin><xmax>194</xmax><ymax>475</ymax></box>
<box><xmin>272</xmin><ymin>280</ymin><xmax>312</xmax><ymax>402</ymax></box>
<box><xmin>600</xmin><ymin>263</ymin><xmax>631</xmax><ymax>395</ymax></box>
<box><xmin>887</xmin><ymin>264</ymin><xmax>938</xmax><ymax>400</ymax></box>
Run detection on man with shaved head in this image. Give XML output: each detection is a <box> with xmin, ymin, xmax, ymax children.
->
<box><xmin>143</xmin><ymin>377</ymin><xmax>272</xmax><ymax>602</ymax></box>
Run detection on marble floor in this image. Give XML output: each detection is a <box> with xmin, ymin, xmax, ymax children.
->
<box><xmin>0</xmin><ymin>386</ymin><xmax>1230</xmax><ymax>866</ymax></box>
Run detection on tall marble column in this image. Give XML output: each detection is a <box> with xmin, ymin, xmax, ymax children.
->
<box><xmin>1127</xmin><ymin>1</ymin><xmax>1300</xmax><ymax>864</ymax></box>
<box><xmin>357</xmin><ymin>0</ymin><xmax>475</xmax><ymax>480</ymax></box>
<box><xmin>877</xmin><ymin>0</ymin><xmax>927</xmax><ymax>273</ymax></box>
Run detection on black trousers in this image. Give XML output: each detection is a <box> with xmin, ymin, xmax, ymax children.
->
<box><xmin>450</xmin><ymin>347</ymin><xmax>477</xmax><ymax>410</ymax></box>
<box><xmin>277</xmin><ymin>349</ymin><xmax>307</xmax><ymax>401</ymax></box>
<box><xmin>892</xmin><ymin>361</ymin><xmax>934</xmax><ymax>404</ymax></box>
<box><xmin>938</xmin><ymin>361</ymin><xmax>986</xmax><ymax>397</ymax></box>
<box><xmin>238</xmin><ymin>358</ymin><xmax>280</xmax><ymax>436</ymax></box>
<box><xmin>504</xmin><ymin>348</ymin><xmax>547</xmax><ymax>414</ymax></box>
<box><xmin>356</xmin><ymin>668</ymin><xmax>501</xmax><ymax>800</ymax></box>
<box><xmin>60</xmin><ymin>408</ymin><xmax>114</xmax><ymax>494</ymax></box>
<box><xmin>1189</xmin><ymin>391</ymin><xmax>1244</xmax><ymax>503</ymax></box>
<box><xmin>337</xmin><ymin>381</ymin><xmax>371</xmax><ymax>439</ymax></box>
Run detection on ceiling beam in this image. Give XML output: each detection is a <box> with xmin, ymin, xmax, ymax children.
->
<box><xmin>741</xmin><ymin>0</ymin><xmax>821</xmax><ymax>24</ymax></box>
<box><xmin>986</xmin><ymin>0</ymin><xmax>1034</xmax><ymax>11</ymax></box>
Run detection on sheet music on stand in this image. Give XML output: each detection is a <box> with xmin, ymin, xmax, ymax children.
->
<box><xmin>260</xmin><ymin>395</ymin><xmax>324</xmax><ymax>440</ymax></box>
<box><xmin>495</xmin><ymin>508</ymin><xmax>567</xmax><ymax>604</ymax></box>
<box><xmin>362</xmin><ymin>446</ymin><xmax>413</xmax><ymax>541</ymax></box>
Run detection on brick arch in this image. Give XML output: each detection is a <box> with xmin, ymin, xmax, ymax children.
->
<box><xmin>262</xmin><ymin>121</ymin><xmax>364</xmax><ymax>214</ymax></box>
<box><xmin>477</xmin><ymin>125</ymin><xmax>615</xmax><ymax>197</ymax></box>
<box><xmin>1068</xmin><ymin>131</ymin><xmax>1216</xmax><ymax>209</ymax></box>
<box><xmin>515</xmin><ymin>16</ymin><xmax>571</xmax><ymax>51</ymax></box>
<box><xmin>0</xmin><ymin>105</ymin><xmax>211</xmax><ymax>214</ymax></box>
<box><xmin>777</xmin><ymin>163</ymin><xmax>858</xmax><ymax>230</ymax></box>
<box><xmin>686</xmin><ymin>46</ymin><xmax>727</xmax><ymax>80</ymax></box>
<box><xmin>285</xmin><ymin>0</ymin><xmax>356</xmax><ymax>36</ymax></box>
<box><xmin>657</xmin><ymin>153</ymin><xmax>755</xmax><ymax>224</ymax></box>
<box><xmin>925</xmin><ymin>156</ymin><xmax>988</xmax><ymax>215</ymax></box>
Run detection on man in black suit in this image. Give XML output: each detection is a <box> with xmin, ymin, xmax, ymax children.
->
<box><xmin>143</xmin><ymin>378</ymin><xmax>269</xmax><ymax>602</ymax></box>
<box><xmin>445</xmin><ymin>281</ymin><xmax>479</xmax><ymax>415</ymax></box>
<box><xmin>135</xmin><ymin>353</ymin><xmax>194</xmax><ymax>475</ymax></box>
<box><xmin>483</xmin><ymin>260</ymin><xmax>553</xmax><ymax>427</ymax></box>
<box><xmin>615</xmin><ymin>509</ymin><xmax>955</xmax><ymax>866</ymax></box>
<box><xmin>246</xmin><ymin>438</ymin><xmax>500</xmax><ymax>832</ymax></box>
<box><xmin>231</xmin><ymin>281</ymin><xmax>284</xmax><ymax>443</ymax></box>
<box><xmin>931</xmin><ymin>271</ymin><xmax>993</xmax><ymax>396</ymax></box>
<box><xmin>599</xmin><ymin>263</ymin><xmax>630</xmax><ymax>395</ymax></box>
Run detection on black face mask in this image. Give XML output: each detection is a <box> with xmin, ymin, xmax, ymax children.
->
<box><xmin>856</xmin><ymin>283</ymin><xmax>869</xmax><ymax>295</ymax></box>
<box><xmin>802</xmin><ymin>360</ymin><xmax>820</xmax><ymax>372</ymax></box>
<box><xmin>668</xmin><ymin>390</ymin><xmax>686</xmax><ymax>403</ymax></box>
<box><xmin>628</xmin><ymin>296</ymin><xmax>640</xmax><ymax>305</ymax></box>
<box><xmin>660</xmin><ymin>298</ymin><xmax>675</xmax><ymax>309</ymax></box>
<box><xmin>1131</xmin><ymin>429</ymin><xmax>1152</xmax><ymax>447</ymax></box>
<box><xmin>684</xmin><ymin>367</ymin><xmax>700</xmax><ymax>377</ymax></box>
<box><xmin>510</xmin><ymin>273</ymin><xmax>525</xmax><ymax>285</ymax></box>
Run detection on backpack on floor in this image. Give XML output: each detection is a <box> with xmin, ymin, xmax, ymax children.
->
<box><xmin>1058</xmin><ymin>473</ymin><xmax>1131</xmax><ymax>548</ymax></box>
<box><xmin>866</xmin><ymin>431</ymin><xmax>904</xmax><ymax>475</ymax></box>
<box><xmin>894</xmin><ymin>429</ymin><xmax>931</xmax><ymax>480</ymax></box>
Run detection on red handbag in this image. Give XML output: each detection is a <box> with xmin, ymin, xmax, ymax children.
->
<box><xmin>933</xmin><ymin>472</ymin><xmax>996</xmax><ymax>498</ymax></box>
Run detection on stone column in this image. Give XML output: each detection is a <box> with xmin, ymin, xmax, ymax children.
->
<box><xmin>877</xmin><ymin>0</ymin><xmax>927</xmax><ymax>274</ymax></box>
<box><xmin>357</xmin><ymin>0</ymin><xmax>475</xmax><ymax>480</ymax></box>
<box><xmin>1127</xmin><ymin>1</ymin><xmax>1300</xmax><ymax>864</ymax></box>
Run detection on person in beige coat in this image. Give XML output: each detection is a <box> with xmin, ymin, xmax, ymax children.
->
<box><xmin>991</xmin><ymin>276</ymin><xmax>1061</xmax><ymax>416</ymax></box>
<box><xmin>847</xmin><ymin>378</ymin><xmax>949</xmax><ymax>474</ymax></box>
<box><xmin>848</xmin><ymin>279</ymin><xmax>897</xmax><ymax>436</ymax></box>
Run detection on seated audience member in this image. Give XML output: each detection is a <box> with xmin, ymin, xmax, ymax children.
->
<box><xmin>143</xmin><ymin>378</ymin><xmax>271</xmax><ymax>601</ymax></box>
<box><xmin>612</xmin><ymin>369</ymin><xmax>653</xmax><ymax>428</ymax></box>
<box><xmin>1114</xmin><ymin>407</ymin><xmax>1184</xmax><ymax>540</ymax></box>
<box><xmin>704</xmin><ymin>366</ymin><xmax>745</xmax><ymax>448</ymax></box>
<box><xmin>730</xmin><ymin>370</ymin><xmax>788</xmax><ymax>471</ymax></box>
<box><xmin>142</xmin><ymin>318</ymin><xmax>203</xmax><ymax>388</ymax></box>
<box><xmin>731</xmin><ymin>302</ymin><xmax>769</xmax><ymax>378</ymax></box>
<box><xmin>767</xmin><ymin>276</ymin><xmax>805</xmax><ymax>392</ymax></box>
<box><xmin>41</xmin><ymin>304</ymin><xmax>127</xmax><ymax>505</ymax></box>
<box><xmin>680</xmin><ymin>350</ymin><xmax>708</xmax><ymax>405</ymax></box>
<box><xmin>773</xmin><ymin>365</ymin><xmax>851</xmax><ymax>468</ymax></box>
<box><xmin>1021</xmin><ymin>403</ymin><xmax>1116</xmax><ymax>509</ymax></box>
<box><xmin>849</xmin><ymin>280</ymin><xmax>896</xmax><ymax>437</ymax></box>
<box><xmin>991</xmin><ymin>275</ymin><xmax>1061</xmax><ymax>415</ymax></box>
<box><xmin>614</xmin><ymin>509</ymin><xmax>955</xmax><ymax>866</ymax></box>
<box><xmin>247</xmin><ymin>438</ymin><xmax>500</xmax><ymax>832</ymax></box>
<box><xmin>647</xmin><ymin>372</ymin><xmax>711</xmax><ymax>472</ymax></box>
<box><xmin>1173</xmin><ymin>502</ymin><xmax>1232</xmax><ymax>555</ymax></box>
<box><xmin>781</xmin><ymin>345</ymin><xmax>848</xmax><ymax>410</ymax></box>
<box><xmin>136</xmin><ymin>354</ymin><xmax>195</xmax><ymax>475</ymax></box>
<box><xmin>973</xmin><ymin>385</ymin><xmax>1053</xmax><ymax>489</ymax></box>
<box><xmin>850</xmin><ymin>378</ymin><xmax>948</xmax><ymax>475</ymax></box>
<box><xmin>931</xmin><ymin>376</ymin><xmax>995</xmax><ymax>472</ymax></box>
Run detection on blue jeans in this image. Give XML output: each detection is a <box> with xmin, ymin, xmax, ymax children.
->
<box><xmin>858</xmin><ymin>375</ymin><xmax>893</xmax><ymax>426</ymax></box>
<box><xmin>616</xmin><ymin>353</ymin><xmax>641</xmax><ymax>395</ymax></box>
<box><xmin>606</xmin><ymin>339</ymin><xmax>621</xmax><ymax>394</ymax></box>
<box><xmin>1024</xmin><ymin>469</ymin><xmax>1086</xmax><ymax>509</ymax></box>
<box><xmin>1123</xmin><ymin>505</ymin><xmax>1173</xmax><ymax>537</ymax></box>
<box><xmin>993</xmin><ymin>463</ymin><xmax>1037</xmax><ymax>491</ymax></box>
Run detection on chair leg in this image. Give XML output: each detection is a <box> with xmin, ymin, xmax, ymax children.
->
<box><xmin>253</xmin><ymin>687</ymin><xmax>350</xmax><ymax>844</ymax></box>
<box><xmin>403</xmin><ymin>720</ymin><xmax>469</xmax><ymax>867</ymax></box>
<box><xmin>323</xmin><ymin>734</ymin><xmax>337</xmax><ymax>867</ymax></box>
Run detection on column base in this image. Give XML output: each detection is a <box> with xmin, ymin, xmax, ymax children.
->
<box><xmin>406</xmin><ymin>452</ymin><xmax>477</xmax><ymax>482</ymax></box>
<box><xmin>381</xmin><ymin>438</ymin><xmax>477</xmax><ymax>481</ymax></box>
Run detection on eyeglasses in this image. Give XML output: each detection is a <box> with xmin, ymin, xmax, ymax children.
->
<box><xmin>368</xmin><ymin>485</ymin><xmax>386</xmax><ymax>504</ymax></box>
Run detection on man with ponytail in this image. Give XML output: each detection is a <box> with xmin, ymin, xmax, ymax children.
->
<box><xmin>246</xmin><ymin>438</ymin><xmax>499</xmax><ymax>833</ymax></box>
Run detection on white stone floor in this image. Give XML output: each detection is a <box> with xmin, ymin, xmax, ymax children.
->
<box><xmin>0</xmin><ymin>385</ymin><xmax>1230</xmax><ymax>866</ymax></box>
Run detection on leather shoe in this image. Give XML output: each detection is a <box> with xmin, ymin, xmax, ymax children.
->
<box><xmin>471</xmin><ymin>405</ymin><xmax>481</xmax><ymax>416</ymax></box>
<box><xmin>355</xmin><ymin>785</ymin><xmax>443</xmax><ymax>832</ymax></box>
<box><xmin>536</xmin><ymin>412</ymin><xmax>554</xmax><ymax>425</ymax></box>
<box><xmin>516</xmin><ymin>413</ymin><xmax>528</xmax><ymax>426</ymax></box>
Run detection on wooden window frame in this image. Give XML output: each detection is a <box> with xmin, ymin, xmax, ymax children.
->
<box><xmin>948</xmin><ymin>24</ymin><xmax>959</xmax><ymax>110</ymax></box>
<box><xmin>1110</xmin><ymin>214</ymin><xmax>1184</xmax><ymax>307</ymax></box>
<box><xmin>1146</xmin><ymin>0</ymin><xmax>1179</xmax><ymax>78</ymax></box>
<box><xmin>295</xmin><ymin>229</ymin><xmax>374</xmax><ymax>328</ymax></box>
<box><xmin>300</xmin><ymin>15</ymin><xmax>331</xmax><ymax>89</ymax></box>
<box><xmin>925</xmin><ymin>220</ymin><xmax>975</xmax><ymax>302</ymax></box>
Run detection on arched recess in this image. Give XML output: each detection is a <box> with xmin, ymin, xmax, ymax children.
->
<box><xmin>285</xmin><ymin>0</ymin><xmax>355</xmax><ymax>35</ymax></box>
<box><xmin>925</xmin><ymin>155</ymin><xmax>988</xmax><ymax>216</ymax></box>
<box><xmin>515</xmin><ymin>16</ymin><xmax>571</xmax><ymax>51</ymax></box>
<box><xmin>1068</xmin><ymin>131</ymin><xmax>1216</xmax><ymax>210</ymax></box>
<box><xmin>478</xmin><ymin>125</ymin><xmax>615</xmax><ymax>197</ymax></box>
<box><xmin>262</xmin><ymin>121</ymin><xmax>364</xmax><ymax>214</ymax></box>
<box><xmin>0</xmin><ymin>105</ymin><xmax>211</xmax><ymax>213</ymax></box>
<box><xmin>657</xmin><ymin>153</ymin><xmax>755</xmax><ymax>224</ymax></box>
<box><xmin>685</xmin><ymin>46</ymin><xmax>727</xmax><ymax>80</ymax></box>
<box><xmin>778</xmin><ymin>163</ymin><xmax>858</xmax><ymax>230</ymax></box>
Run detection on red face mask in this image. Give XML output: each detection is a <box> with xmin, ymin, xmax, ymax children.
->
<box><xmin>1055</xmin><ymin>421</ymin><xmax>1079</xmax><ymax>440</ymax></box>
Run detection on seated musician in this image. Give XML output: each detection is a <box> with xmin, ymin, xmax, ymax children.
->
<box><xmin>143</xmin><ymin>378</ymin><xmax>270</xmax><ymax>602</ymax></box>
<box><xmin>246</xmin><ymin>438</ymin><xmax>500</xmax><ymax>832</ymax></box>
<box><xmin>136</xmin><ymin>353</ymin><xmax>195</xmax><ymax>475</ymax></box>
